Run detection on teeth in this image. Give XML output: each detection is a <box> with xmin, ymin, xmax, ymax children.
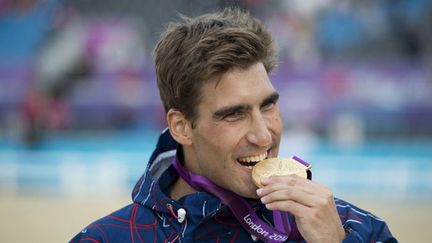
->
<box><xmin>238</xmin><ymin>151</ymin><xmax>268</xmax><ymax>163</ymax></box>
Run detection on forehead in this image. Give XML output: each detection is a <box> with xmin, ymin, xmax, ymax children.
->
<box><xmin>199</xmin><ymin>62</ymin><xmax>275</xmax><ymax>110</ymax></box>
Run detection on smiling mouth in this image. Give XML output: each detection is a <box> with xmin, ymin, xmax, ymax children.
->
<box><xmin>237</xmin><ymin>151</ymin><xmax>268</xmax><ymax>169</ymax></box>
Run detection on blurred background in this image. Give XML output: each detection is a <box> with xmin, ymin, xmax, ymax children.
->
<box><xmin>1</xmin><ymin>0</ymin><xmax>431</xmax><ymax>242</ymax></box>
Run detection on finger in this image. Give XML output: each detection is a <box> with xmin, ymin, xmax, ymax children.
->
<box><xmin>258</xmin><ymin>176</ymin><xmax>334</xmax><ymax>208</ymax></box>
<box><xmin>260</xmin><ymin>188</ymin><xmax>316</xmax><ymax>207</ymax></box>
<box><xmin>257</xmin><ymin>175</ymin><xmax>318</xmax><ymax>197</ymax></box>
<box><xmin>264</xmin><ymin>198</ymin><xmax>310</xmax><ymax>217</ymax></box>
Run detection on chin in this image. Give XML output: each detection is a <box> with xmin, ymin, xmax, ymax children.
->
<box><xmin>244</xmin><ymin>194</ymin><xmax>260</xmax><ymax>200</ymax></box>
<box><xmin>234</xmin><ymin>187</ymin><xmax>259</xmax><ymax>199</ymax></box>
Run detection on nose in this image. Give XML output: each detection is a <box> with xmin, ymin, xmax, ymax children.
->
<box><xmin>246</xmin><ymin>112</ymin><xmax>272</xmax><ymax>147</ymax></box>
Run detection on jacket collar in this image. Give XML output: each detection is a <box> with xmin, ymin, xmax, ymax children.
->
<box><xmin>131</xmin><ymin>129</ymin><xmax>224</xmax><ymax>220</ymax></box>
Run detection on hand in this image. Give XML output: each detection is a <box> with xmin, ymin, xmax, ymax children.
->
<box><xmin>256</xmin><ymin>175</ymin><xmax>346</xmax><ymax>243</ymax></box>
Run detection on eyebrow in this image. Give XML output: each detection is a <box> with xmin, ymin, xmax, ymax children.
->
<box><xmin>261</xmin><ymin>92</ymin><xmax>279</xmax><ymax>109</ymax></box>
<box><xmin>212</xmin><ymin>91</ymin><xmax>279</xmax><ymax>120</ymax></box>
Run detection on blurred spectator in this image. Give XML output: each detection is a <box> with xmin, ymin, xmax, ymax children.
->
<box><xmin>13</xmin><ymin>0</ymin><xmax>148</xmax><ymax>145</ymax></box>
<box><xmin>1</xmin><ymin>0</ymin><xmax>431</xmax><ymax>146</ymax></box>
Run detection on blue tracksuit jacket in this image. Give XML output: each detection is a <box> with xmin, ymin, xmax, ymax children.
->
<box><xmin>70</xmin><ymin>129</ymin><xmax>397</xmax><ymax>242</ymax></box>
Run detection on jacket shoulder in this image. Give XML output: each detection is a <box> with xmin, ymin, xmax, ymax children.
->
<box><xmin>336</xmin><ymin>199</ymin><xmax>398</xmax><ymax>243</ymax></box>
<box><xmin>70</xmin><ymin>203</ymin><xmax>151</xmax><ymax>242</ymax></box>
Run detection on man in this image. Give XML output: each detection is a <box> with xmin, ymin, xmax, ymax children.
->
<box><xmin>71</xmin><ymin>8</ymin><xmax>396</xmax><ymax>242</ymax></box>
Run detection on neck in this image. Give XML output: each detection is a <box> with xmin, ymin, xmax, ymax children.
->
<box><xmin>170</xmin><ymin>177</ymin><xmax>197</xmax><ymax>200</ymax></box>
<box><xmin>171</xmin><ymin>145</ymin><xmax>200</xmax><ymax>200</ymax></box>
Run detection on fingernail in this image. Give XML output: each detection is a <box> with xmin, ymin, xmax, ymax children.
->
<box><xmin>256</xmin><ymin>188</ymin><xmax>263</xmax><ymax>195</ymax></box>
<box><xmin>265</xmin><ymin>203</ymin><xmax>272</xmax><ymax>210</ymax></box>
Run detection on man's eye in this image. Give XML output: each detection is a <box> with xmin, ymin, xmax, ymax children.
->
<box><xmin>224</xmin><ymin>111</ymin><xmax>244</xmax><ymax>121</ymax></box>
<box><xmin>262</xmin><ymin>101</ymin><xmax>276</xmax><ymax>111</ymax></box>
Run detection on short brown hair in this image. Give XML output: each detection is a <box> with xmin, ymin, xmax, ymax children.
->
<box><xmin>154</xmin><ymin>8</ymin><xmax>277</xmax><ymax>126</ymax></box>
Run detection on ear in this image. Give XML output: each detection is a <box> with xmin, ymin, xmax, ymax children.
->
<box><xmin>166</xmin><ymin>109</ymin><xmax>193</xmax><ymax>146</ymax></box>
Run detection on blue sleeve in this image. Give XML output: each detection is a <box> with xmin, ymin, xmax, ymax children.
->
<box><xmin>336</xmin><ymin>199</ymin><xmax>398</xmax><ymax>243</ymax></box>
<box><xmin>342</xmin><ymin>225</ymin><xmax>397</xmax><ymax>243</ymax></box>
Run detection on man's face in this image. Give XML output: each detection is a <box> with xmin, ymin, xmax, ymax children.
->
<box><xmin>184</xmin><ymin>62</ymin><xmax>282</xmax><ymax>198</ymax></box>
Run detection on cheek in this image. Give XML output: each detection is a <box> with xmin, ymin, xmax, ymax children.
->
<box><xmin>274</xmin><ymin>108</ymin><xmax>283</xmax><ymax>126</ymax></box>
<box><xmin>199</xmin><ymin>123</ymin><xmax>245</xmax><ymax>165</ymax></box>
<box><xmin>207</xmin><ymin>122</ymin><xmax>243</xmax><ymax>143</ymax></box>
<box><xmin>197</xmin><ymin>123</ymin><xmax>236</xmax><ymax>154</ymax></box>
<box><xmin>266</xmin><ymin>110</ymin><xmax>283</xmax><ymax>131</ymax></box>
<box><xmin>274</xmin><ymin>115</ymin><xmax>283</xmax><ymax>131</ymax></box>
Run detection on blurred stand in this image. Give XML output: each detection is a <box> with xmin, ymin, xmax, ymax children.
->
<box><xmin>0</xmin><ymin>0</ymin><xmax>431</xmax><ymax>146</ymax></box>
<box><xmin>0</xmin><ymin>0</ymin><xmax>151</xmax><ymax>147</ymax></box>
